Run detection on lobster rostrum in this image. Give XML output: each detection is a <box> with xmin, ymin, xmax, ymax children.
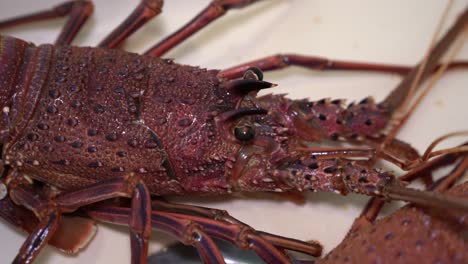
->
<box><xmin>0</xmin><ymin>0</ymin><xmax>467</xmax><ymax>263</ymax></box>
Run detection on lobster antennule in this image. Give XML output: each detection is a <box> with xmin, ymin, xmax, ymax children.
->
<box><xmin>225</xmin><ymin>79</ymin><xmax>277</xmax><ymax>94</ymax></box>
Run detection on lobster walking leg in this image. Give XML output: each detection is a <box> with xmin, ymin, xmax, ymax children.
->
<box><xmin>87</xmin><ymin>206</ymin><xmax>227</xmax><ymax>264</ymax></box>
<box><xmin>0</xmin><ymin>185</ymin><xmax>40</xmax><ymax>236</ymax></box>
<box><xmin>0</xmin><ymin>0</ymin><xmax>93</xmax><ymax>45</ymax></box>
<box><xmin>8</xmin><ymin>174</ymin><xmax>153</xmax><ymax>264</ymax></box>
<box><xmin>97</xmin><ymin>0</ymin><xmax>163</xmax><ymax>49</ymax></box>
<box><xmin>164</xmin><ymin>212</ymin><xmax>294</xmax><ymax>264</ymax></box>
<box><xmin>0</xmin><ymin>177</ymin><xmax>97</xmax><ymax>257</ymax></box>
<box><xmin>129</xmin><ymin>183</ymin><xmax>152</xmax><ymax>264</ymax></box>
<box><xmin>217</xmin><ymin>54</ymin><xmax>468</xmax><ymax>80</ymax></box>
<box><xmin>86</xmin><ymin>205</ymin><xmax>298</xmax><ymax>264</ymax></box>
<box><xmin>151</xmin><ymin>199</ymin><xmax>322</xmax><ymax>256</ymax></box>
<box><xmin>56</xmin><ymin>177</ymin><xmax>152</xmax><ymax>264</ymax></box>
<box><xmin>144</xmin><ymin>0</ymin><xmax>262</xmax><ymax>57</ymax></box>
<box><xmin>13</xmin><ymin>209</ymin><xmax>61</xmax><ymax>264</ymax></box>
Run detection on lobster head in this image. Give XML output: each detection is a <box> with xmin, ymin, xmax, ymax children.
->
<box><xmin>216</xmin><ymin>69</ymin><xmax>392</xmax><ymax>196</ymax></box>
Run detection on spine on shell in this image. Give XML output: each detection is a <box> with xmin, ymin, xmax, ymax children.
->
<box><xmin>292</xmin><ymin>96</ymin><xmax>391</xmax><ymax>141</ymax></box>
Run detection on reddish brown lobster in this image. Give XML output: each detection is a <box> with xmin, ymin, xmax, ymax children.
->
<box><xmin>0</xmin><ymin>1</ymin><xmax>467</xmax><ymax>263</ymax></box>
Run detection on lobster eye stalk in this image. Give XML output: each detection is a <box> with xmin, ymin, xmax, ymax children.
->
<box><xmin>215</xmin><ymin>107</ymin><xmax>267</xmax><ymax>142</ymax></box>
<box><xmin>243</xmin><ymin>67</ymin><xmax>264</xmax><ymax>81</ymax></box>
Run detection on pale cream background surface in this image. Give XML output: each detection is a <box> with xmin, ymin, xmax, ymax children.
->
<box><xmin>0</xmin><ymin>0</ymin><xmax>467</xmax><ymax>263</ymax></box>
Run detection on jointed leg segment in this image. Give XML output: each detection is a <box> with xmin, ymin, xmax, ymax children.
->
<box><xmin>7</xmin><ymin>174</ymin><xmax>153</xmax><ymax>264</ymax></box>
<box><xmin>0</xmin><ymin>0</ymin><xmax>93</xmax><ymax>45</ymax></box>
<box><xmin>151</xmin><ymin>199</ymin><xmax>322</xmax><ymax>256</ymax></box>
<box><xmin>86</xmin><ymin>203</ymin><xmax>319</xmax><ymax>264</ymax></box>
<box><xmin>97</xmin><ymin>0</ymin><xmax>163</xmax><ymax>49</ymax></box>
<box><xmin>218</xmin><ymin>53</ymin><xmax>468</xmax><ymax>80</ymax></box>
<box><xmin>144</xmin><ymin>0</ymin><xmax>263</xmax><ymax>57</ymax></box>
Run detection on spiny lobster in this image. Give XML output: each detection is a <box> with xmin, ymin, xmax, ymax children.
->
<box><xmin>0</xmin><ymin>0</ymin><xmax>466</xmax><ymax>264</ymax></box>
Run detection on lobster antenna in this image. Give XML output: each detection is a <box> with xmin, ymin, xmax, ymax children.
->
<box><xmin>382</xmin><ymin>177</ymin><xmax>468</xmax><ymax>213</ymax></box>
<box><xmin>383</xmin><ymin>29</ymin><xmax>468</xmax><ymax>152</ymax></box>
<box><xmin>382</xmin><ymin>3</ymin><xmax>466</xmax><ymax>112</ymax></box>
<box><xmin>379</xmin><ymin>5</ymin><xmax>468</xmax><ymax>153</ymax></box>
<box><xmin>398</xmin><ymin>0</ymin><xmax>454</xmax><ymax>112</ymax></box>
<box><xmin>225</xmin><ymin>79</ymin><xmax>277</xmax><ymax>94</ymax></box>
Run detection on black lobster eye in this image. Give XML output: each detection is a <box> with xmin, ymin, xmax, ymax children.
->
<box><xmin>234</xmin><ymin>126</ymin><xmax>255</xmax><ymax>142</ymax></box>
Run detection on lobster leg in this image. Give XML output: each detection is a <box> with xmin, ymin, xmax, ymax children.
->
<box><xmin>163</xmin><ymin>212</ymin><xmax>295</xmax><ymax>264</ymax></box>
<box><xmin>144</xmin><ymin>0</ymin><xmax>263</xmax><ymax>57</ymax></box>
<box><xmin>7</xmin><ymin>175</ymin><xmax>153</xmax><ymax>264</ymax></box>
<box><xmin>0</xmin><ymin>0</ymin><xmax>93</xmax><ymax>45</ymax></box>
<box><xmin>218</xmin><ymin>54</ymin><xmax>468</xmax><ymax>80</ymax></box>
<box><xmin>87</xmin><ymin>206</ymin><xmax>227</xmax><ymax>264</ymax></box>
<box><xmin>129</xmin><ymin>183</ymin><xmax>152</xmax><ymax>264</ymax></box>
<box><xmin>0</xmin><ymin>182</ymin><xmax>97</xmax><ymax>257</ymax></box>
<box><xmin>151</xmin><ymin>199</ymin><xmax>322</xmax><ymax>256</ymax></box>
<box><xmin>13</xmin><ymin>209</ymin><xmax>61</xmax><ymax>264</ymax></box>
<box><xmin>97</xmin><ymin>0</ymin><xmax>163</xmax><ymax>49</ymax></box>
<box><xmin>55</xmin><ymin>176</ymin><xmax>152</xmax><ymax>264</ymax></box>
<box><xmin>86</xmin><ymin>205</ymin><xmax>298</xmax><ymax>264</ymax></box>
<box><xmin>87</xmin><ymin>198</ymin><xmax>322</xmax><ymax>258</ymax></box>
<box><xmin>0</xmin><ymin>186</ymin><xmax>40</xmax><ymax>236</ymax></box>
